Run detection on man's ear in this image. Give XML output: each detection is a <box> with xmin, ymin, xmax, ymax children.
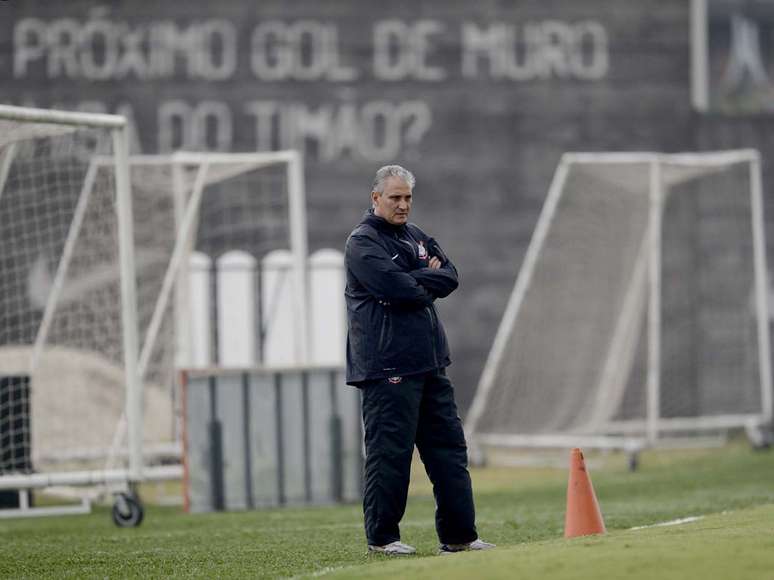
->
<box><xmin>371</xmin><ymin>191</ymin><xmax>379</xmax><ymax>207</ymax></box>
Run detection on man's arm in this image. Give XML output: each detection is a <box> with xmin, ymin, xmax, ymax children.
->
<box><xmin>409</xmin><ymin>237</ymin><xmax>459</xmax><ymax>299</ymax></box>
<box><xmin>346</xmin><ymin>233</ymin><xmax>435</xmax><ymax>308</ymax></box>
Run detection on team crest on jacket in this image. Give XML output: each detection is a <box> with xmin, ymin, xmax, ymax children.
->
<box><xmin>417</xmin><ymin>241</ymin><xmax>428</xmax><ymax>260</ymax></box>
<box><xmin>387</xmin><ymin>376</ymin><xmax>403</xmax><ymax>384</ymax></box>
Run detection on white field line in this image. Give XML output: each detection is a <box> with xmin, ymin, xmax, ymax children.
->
<box><xmin>287</xmin><ymin>564</ymin><xmax>359</xmax><ymax>579</ymax></box>
<box><xmin>629</xmin><ymin>515</ymin><xmax>704</xmax><ymax>531</ymax></box>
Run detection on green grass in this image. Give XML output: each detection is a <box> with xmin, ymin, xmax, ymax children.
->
<box><xmin>325</xmin><ymin>505</ymin><xmax>774</xmax><ymax>580</ymax></box>
<box><xmin>1</xmin><ymin>443</ymin><xmax>774</xmax><ymax>579</ymax></box>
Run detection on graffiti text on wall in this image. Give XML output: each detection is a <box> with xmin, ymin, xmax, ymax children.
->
<box><xmin>10</xmin><ymin>13</ymin><xmax>609</xmax><ymax>159</ymax></box>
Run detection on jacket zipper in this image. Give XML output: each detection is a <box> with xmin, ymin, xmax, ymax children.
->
<box><xmin>426</xmin><ymin>306</ymin><xmax>439</xmax><ymax>367</ymax></box>
<box><xmin>378</xmin><ymin>311</ymin><xmax>388</xmax><ymax>351</ymax></box>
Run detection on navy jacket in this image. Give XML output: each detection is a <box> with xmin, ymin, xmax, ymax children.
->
<box><xmin>345</xmin><ymin>210</ymin><xmax>458</xmax><ymax>385</ymax></box>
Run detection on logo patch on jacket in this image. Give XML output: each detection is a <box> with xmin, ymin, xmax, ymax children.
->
<box><xmin>387</xmin><ymin>376</ymin><xmax>403</xmax><ymax>384</ymax></box>
<box><xmin>417</xmin><ymin>241</ymin><xmax>428</xmax><ymax>260</ymax></box>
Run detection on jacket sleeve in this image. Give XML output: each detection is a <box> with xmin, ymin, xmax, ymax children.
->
<box><xmin>345</xmin><ymin>233</ymin><xmax>435</xmax><ymax>308</ymax></box>
<box><xmin>409</xmin><ymin>268</ymin><xmax>458</xmax><ymax>298</ymax></box>
<box><xmin>409</xmin><ymin>237</ymin><xmax>459</xmax><ymax>298</ymax></box>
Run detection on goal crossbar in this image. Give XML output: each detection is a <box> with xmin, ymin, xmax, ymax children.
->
<box><xmin>0</xmin><ymin>104</ymin><xmax>126</xmax><ymax>129</ymax></box>
<box><xmin>563</xmin><ymin>149</ymin><xmax>759</xmax><ymax>166</ymax></box>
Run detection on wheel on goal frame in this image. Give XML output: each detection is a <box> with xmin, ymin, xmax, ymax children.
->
<box><xmin>112</xmin><ymin>491</ymin><xmax>144</xmax><ymax>528</ymax></box>
<box><xmin>745</xmin><ymin>422</ymin><xmax>773</xmax><ymax>451</ymax></box>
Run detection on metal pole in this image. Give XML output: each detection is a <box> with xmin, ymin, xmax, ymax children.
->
<box><xmin>113</xmin><ymin>126</ymin><xmax>143</xmax><ymax>483</ymax></box>
<box><xmin>0</xmin><ymin>143</ymin><xmax>17</xmax><ymax>206</ymax></box>
<box><xmin>0</xmin><ymin>105</ymin><xmax>125</xmax><ymax>128</ymax></box>
<box><xmin>172</xmin><ymin>160</ymin><xmax>192</xmax><ymax>370</ymax></box>
<box><xmin>287</xmin><ymin>152</ymin><xmax>310</xmax><ymax>364</ymax></box>
<box><xmin>750</xmin><ymin>155</ymin><xmax>773</xmax><ymax>423</ymax></box>
<box><xmin>690</xmin><ymin>0</ymin><xmax>709</xmax><ymax>112</ymax></box>
<box><xmin>646</xmin><ymin>157</ymin><xmax>663</xmax><ymax>444</ymax></box>
<box><xmin>171</xmin><ymin>160</ymin><xmax>191</xmax><ymax>446</ymax></box>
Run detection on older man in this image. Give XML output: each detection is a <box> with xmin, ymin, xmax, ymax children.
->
<box><xmin>344</xmin><ymin>164</ymin><xmax>495</xmax><ymax>556</ymax></box>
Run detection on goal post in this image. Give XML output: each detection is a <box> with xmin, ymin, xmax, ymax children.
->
<box><xmin>106</xmin><ymin>151</ymin><xmax>310</xmax><ymax>375</ymax></box>
<box><xmin>0</xmin><ymin>105</ymin><xmax>142</xmax><ymax>498</ymax></box>
<box><xmin>87</xmin><ymin>151</ymin><xmax>310</xmax><ymax>465</ymax></box>
<box><xmin>467</xmin><ymin>150</ymin><xmax>772</xmax><ymax>457</ymax></box>
<box><xmin>0</xmin><ymin>103</ymin><xmax>311</xmax><ymax>520</ymax></box>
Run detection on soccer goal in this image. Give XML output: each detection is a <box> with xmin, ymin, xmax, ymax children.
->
<box><xmin>0</xmin><ymin>104</ymin><xmax>146</xmax><ymax>519</ymax></box>
<box><xmin>111</xmin><ymin>150</ymin><xmax>309</xmax><ymax>415</ymax></box>
<box><xmin>466</xmin><ymin>150</ymin><xmax>772</xmax><ymax>461</ymax></box>
<box><xmin>0</xmin><ymin>104</ymin><xmax>308</xmax><ymax>521</ymax></box>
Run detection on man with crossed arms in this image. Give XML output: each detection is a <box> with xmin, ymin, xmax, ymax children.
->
<box><xmin>344</xmin><ymin>164</ymin><xmax>495</xmax><ymax>556</ymax></box>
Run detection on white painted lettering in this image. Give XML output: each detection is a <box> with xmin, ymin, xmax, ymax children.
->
<box><xmin>251</xmin><ymin>21</ymin><xmax>292</xmax><ymax>80</ymax></box>
<box><xmin>192</xmin><ymin>101</ymin><xmax>233</xmax><ymax>151</ymax></box>
<box><xmin>359</xmin><ymin>101</ymin><xmax>401</xmax><ymax>159</ymax></box>
<box><xmin>461</xmin><ymin>22</ymin><xmax>500</xmax><ymax>79</ymax></box>
<box><xmin>13</xmin><ymin>19</ymin><xmax>46</xmax><ymax>77</ymax></box>
<box><xmin>503</xmin><ymin>24</ymin><xmax>535</xmax><ymax>81</ymax></box>
<box><xmin>158</xmin><ymin>100</ymin><xmax>233</xmax><ymax>152</ymax></box>
<box><xmin>244</xmin><ymin>99</ymin><xmax>433</xmax><ymax>162</ymax></box>
<box><xmin>329</xmin><ymin>102</ymin><xmax>359</xmax><ymax>160</ymax></box>
<box><xmin>147</xmin><ymin>22</ymin><xmax>177</xmax><ymax>78</ymax></box>
<box><xmin>13</xmin><ymin>17</ymin><xmax>240</xmax><ymax>81</ymax></box>
<box><xmin>158</xmin><ymin>100</ymin><xmax>193</xmax><ymax>152</ymax></box>
<box><xmin>46</xmin><ymin>19</ymin><xmax>80</xmax><ymax>78</ymax></box>
<box><xmin>289</xmin><ymin>20</ymin><xmax>330</xmax><ymax>81</ymax></box>
<box><xmin>114</xmin><ymin>26</ymin><xmax>147</xmax><ymax>79</ymax></box>
<box><xmin>540</xmin><ymin>21</ymin><xmax>572</xmax><ymax>79</ymax></box>
<box><xmin>194</xmin><ymin>20</ymin><xmax>237</xmax><ymax>80</ymax></box>
<box><xmin>373</xmin><ymin>20</ymin><xmax>407</xmax><ymax>80</ymax></box>
<box><xmin>413</xmin><ymin>20</ymin><xmax>446</xmax><ymax>81</ymax></box>
<box><xmin>290</xmin><ymin>103</ymin><xmax>333</xmax><ymax>159</ymax></box>
<box><xmin>571</xmin><ymin>21</ymin><xmax>609</xmax><ymax>80</ymax></box>
<box><xmin>461</xmin><ymin>20</ymin><xmax>609</xmax><ymax>81</ymax></box>
<box><xmin>373</xmin><ymin>20</ymin><xmax>446</xmax><ymax>81</ymax></box>
<box><xmin>245</xmin><ymin>101</ymin><xmax>281</xmax><ymax>151</ymax></box>
<box><xmin>250</xmin><ymin>21</ymin><xmax>357</xmax><ymax>81</ymax></box>
<box><xmin>79</xmin><ymin>18</ymin><xmax>119</xmax><ymax>80</ymax></box>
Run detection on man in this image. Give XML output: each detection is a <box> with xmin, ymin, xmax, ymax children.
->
<box><xmin>344</xmin><ymin>164</ymin><xmax>495</xmax><ymax>556</ymax></box>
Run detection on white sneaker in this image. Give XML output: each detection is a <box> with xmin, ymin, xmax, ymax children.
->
<box><xmin>439</xmin><ymin>538</ymin><xmax>496</xmax><ymax>554</ymax></box>
<box><xmin>368</xmin><ymin>541</ymin><xmax>417</xmax><ymax>556</ymax></box>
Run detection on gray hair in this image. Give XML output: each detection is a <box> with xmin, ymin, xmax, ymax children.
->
<box><xmin>371</xmin><ymin>165</ymin><xmax>416</xmax><ymax>194</ymax></box>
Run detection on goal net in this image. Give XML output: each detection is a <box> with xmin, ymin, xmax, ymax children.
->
<box><xmin>0</xmin><ymin>105</ymin><xmax>143</xmax><ymax>491</ymax></box>
<box><xmin>116</xmin><ymin>151</ymin><xmax>309</xmax><ymax>427</ymax></box>
<box><xmin>0</xmin><ymin>104</ymin><xmax>308</xmax><ymax>501</ymax></box>
<box><xmin>467</xmin><ymin>151</ymin><xmax>772</xmax><ymax>454</ymax></box>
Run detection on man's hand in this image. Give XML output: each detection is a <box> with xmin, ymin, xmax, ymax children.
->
<box><xmin>429</xmin><ymin>256</ymin><xmax>442</xmax><ymax>269</ymax></box>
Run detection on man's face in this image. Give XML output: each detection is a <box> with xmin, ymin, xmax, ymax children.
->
<box><xmin>372</xmin><ymin>176</ymin><xmax>412</xmax><ymax>226</ymax></box>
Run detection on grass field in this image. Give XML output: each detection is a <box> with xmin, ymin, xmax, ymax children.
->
<box><xmin>1</xmin><ymin>442</ymin><xmax>774</xmax><ymax>579</ymax></box>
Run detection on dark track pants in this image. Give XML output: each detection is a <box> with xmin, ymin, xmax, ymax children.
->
<box><xmin>361</xmin><ymin>369</ymin><xmax>477</xmax><ymax>546</ymax></box>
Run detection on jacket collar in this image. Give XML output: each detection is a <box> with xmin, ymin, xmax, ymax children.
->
<box><xmin>361</xmin><ymin>208</ymin><xmax>408</xmax><ymax>235</ymax></box>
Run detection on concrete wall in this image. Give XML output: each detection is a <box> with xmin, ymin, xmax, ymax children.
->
<box><xmin>1</xmin><ymin>0</ymin><xmax>772</xmax><ymax>413</ymax></box>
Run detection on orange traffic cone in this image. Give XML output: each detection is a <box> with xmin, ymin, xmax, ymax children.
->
<box><xmin>564</xmin><ymin>448</ymin><xmax>606</xmax><ymax>538</ymax></box>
